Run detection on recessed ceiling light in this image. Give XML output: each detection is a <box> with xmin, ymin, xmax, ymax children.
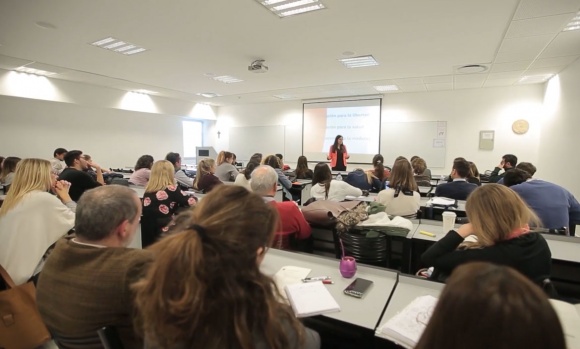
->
<box><xmin>90</xmin><ymin>37</ymin><xmax>147</xmax><ymax>56</ymax></box>
<box><xmin>213</xmin><ymin>75</ymin><xmax>243</xmax><ymax>84</ymax></box>
<box><xmin>273</xmin><ymin>94</ymin><xmax>294</xmax><ymax>99</ymax></box>
<box><xmin>338</xmin><ymin>55</ymin><xmax>379</xmax><ymax>68</ymax></box>
<box><xmin>374</xmin><ymin>85</ymin><xmax>399</xmax><ymax>92</ymax></box>
<box><xmin>132</xmin><ymin>89</ymin><xmax>158</xmax><ymax>95</ymax></box>
<box><xmin>518</xmin><ymin>74</ymin><xmax>553</xmax><ymax>84</ymax></box>
<box><xmin>563</xmin><ymin>12</ymin><xmax>580</xmax><ymax>31</ymax></box>
<box><xmin>197</xmin><ymin>92</ymin><xmax>221</xmax><ymax>98</ymax></box>
<box><xmin>457</xmin><ymin>64</ymin><xmax>488</xmax><ymax>73</ymax></box>
<box><xmin>15</xmin><ymin>66</ymin><xmax>57</xmax><ymax>76</ymax></box>
<box><xmin>256</xmin><ymin>0</ymin><xmax>326</xmax><ymax>17</ymax></box>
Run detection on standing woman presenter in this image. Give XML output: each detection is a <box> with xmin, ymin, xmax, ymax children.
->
<box><xmin>327</xmin><ymin>135</ymin><xmax>349</xmax><ymax>171</ymax></box>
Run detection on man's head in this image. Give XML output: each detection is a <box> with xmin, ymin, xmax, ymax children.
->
<box><xmin>53</xmin><ymin>148</ymin><xmax>67</xmax><ymax>160</ymax></box>
<box><xmin>64</xmin><ymin>150</ymin><xmax>88</xmax><ymax>170</ymax></box>
<box><xmin>165</xmin><ymin>152</ymin><xmax>181</xmax><ymax>170</ymax></box>
<box><xmin>503</xmin><ymin>168</ymin><xmax>532</xmax><ymax>187</ymax></box>
<box><xmin>75</xmin><ymin>186</ymin><xmax>141</xmax><ymax>246</ymax></box>
<box><xmin>451</xmin><ymin>159</ymin><xmax>471</xmax><ymax>179</ymax></box>
<box><xmin>516</xmin><ymin>162</ymin><xmax>536</xmax><ymax>177</ymax></box>
<box><xmin>250</xmin><ymin>165</ymin><xmax>278</xmax><ymax>197</ymax></box>
<box><xmin>502</xmin><ymin>154</ymin><xmax>518</xmax><ymax>170</ymax></box>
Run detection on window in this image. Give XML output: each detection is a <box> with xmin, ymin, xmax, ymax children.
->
<box><xmin>183</xmin><ymin>120</ymin><xmax>203</xmax><ymax>163</ymax></box>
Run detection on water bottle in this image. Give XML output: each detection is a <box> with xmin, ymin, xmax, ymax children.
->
<box><xmin>336</xmin><ymin>173</ymin><xmax>342</xmax><ymax>181</ymax></box>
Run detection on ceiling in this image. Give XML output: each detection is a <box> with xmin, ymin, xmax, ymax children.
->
<box><xmin>0</xmin><ymin>0</ymin><xmax>579</xmax><ymax>106</ymax></box>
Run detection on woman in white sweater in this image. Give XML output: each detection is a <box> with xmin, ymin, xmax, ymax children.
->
<box><xmin>311</xmin><ymin>162</ymin><xmax>362</xmax><ymax>201</ymax></box>
<box><xmin>376</xmin><ymin>159</ymin><xmax>420</xmax><ymax>217</ymax></box>
<box><xmin>0</xmin><ymin>158</ymin><xmax>76</xmax><ymax>285</ymax></box>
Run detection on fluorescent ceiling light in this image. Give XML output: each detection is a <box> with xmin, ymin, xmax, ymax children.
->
<box><xmin>197</xmin><ymin>92</ymin><xmax>221</xmax><ymax>98</ymax></box>
<box><xmin>132</xmin><ymin>89</ymin><xmax>158</xmax><ymax>95</ymax></box>
<box><xmin>256</xmin><ymin>0</ymin><xmax>326</xmax><ymax>17</ymax></box>
<box><xmin>279</xmin><ymin>4</ymin><xmax>325</xmax><ymax>17</ymax></box>
<box><xmin>89</xmin><ymin>37</ymin><xmax>147</xmax><ymax>56</ymax></box>
<box><xmin>273</xmin><ymin>0</ymin><xmax>317</xmax><ymax>11</ymax></box>
<box><xmin>15</xmin><ymin>66</ymin><xmax>57</xmax><ymax>76</ymax></box>
<box><xmin>338</xmin><ymin>55</ymin><xmax>379</xmax><ymax>68</ymax></box>
<box><xmin>518</xmin><ymin>74</ymin><xmax>553</xmax><ymax>84</ymax></box>
<box><xmin>262</xmin><ymin>0</ymin><xmax>286</xmax><ymax>4</ymax></box>
<box><xmin>563</xmin><ymin>12</ymin><xmax>580</xmax><ymax>31</ymax></box>
<box><xmin>374</xmin><ymin>85</ymin><xmax>399</xmax><ymax>92</ymax></box>
<box><xmin>213</xmin><ymin>75</ymin><xmax>243</xmax><ymax>84</ymax></box>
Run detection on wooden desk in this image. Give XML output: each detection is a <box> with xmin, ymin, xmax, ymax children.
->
<box><xmin>261</xmin><ymin>249</ymin><xmax>398</xmax><ymax>331</ymax></box>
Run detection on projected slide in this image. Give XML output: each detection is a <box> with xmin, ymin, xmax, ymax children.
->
<box><xmin>303</xmin><ymin>99</ymin><xmax>381</xmax><ymax>163</ymax></box>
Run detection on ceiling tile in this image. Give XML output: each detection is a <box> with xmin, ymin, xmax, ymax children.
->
<box><xmin>506</xmin><ymin>13</ymin><xmax>576</xmax><ymax>37</ymax></box>
<box><xmin>499</xmin><ymin>34</ymin><xmax>555</xmax><ymax>54</ymax></box>
<box><xmin>530</xmin><ymin>55</ymin><xmax>579</xmax><ymax>68</ymax></box>
<box><xmin>393</xmin><ymin>77</ymin><xmax>424</xmax><ymax>85</ymax></box>
<box><xmin>454</xmin><ymin>82</ymin><xmax>484</xmax><ymax>89</ymax></box>
<box><xmin>454</xmin><ymin>74</ymin><xmax>488</xmax><ymax>84</ymax></box>
<box><xmin>0</xmin><ymin>54</ymin><xmax>33</xmax><ymax>70</ymax></box>
<box><xmin>523</xmin><ymin>66</ymin><xmax>566</xmax><ymax>75</ymax></box>
<box><xmin>495</xmin><ymin>50</ymin><xmax>540</xmax><ymax>63</ymax></box>
<box><xmin>490</xmin><ymin>61</ymin><xmax>533</xmax><ymax>72</ymax></box>
<box><xmin>484</xmin><ymin>78</ymin><xmax>518</xmax><ymax>87</ymax></box>
<box><xmin>426</xmin><ymin>83</ymin><xmax>453</xmax><ymax>91</ymax></box>
<box><xmin>422</xmin><ymin>75</ymin><xmax>453</xmax><ymax>84</ymax></box>
<box><xmin>397</xmin><ymin>84</ymin><xmax>427</xmax><ymax>92</ymax></box>
<box><xmin>487</xmin><ymin>71</ymin><xmax>526</xmax><ymax>79</ymax></box>
<box><xmin>539</xmin><ymin>31</ymin><xmax>580</xmax><ymax>58</ymax></box>
<box><xmin>513</xmin><ymin>0</ymin><xmax>580</xmax><ymax>20</ymax></box>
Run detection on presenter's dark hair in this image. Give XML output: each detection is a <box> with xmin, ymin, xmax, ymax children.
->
<box><xmin>415</xmin><ymin>262</ymin><xmax>565</xmax><ymax>349</ymax></box>
<box><xmin>331</xmin><ymin>135</ymin><xmax>343</xmax><ymax>152</ymax></box>
<box><xmin>503</xmin><ymin>168</ymin><xmax>531</xmax><ymax>187</ymax></box>
<box><xmin>502</xmin><ymin>154</ymin><xmax>518</xmax><ymax>167</ymax></box>
<box><xmin>64</xmin><ymin>150</ymin><xmax>83</xmax><ymax>167</ymax></box>
<box><xmin>135</xmin><ymin>155</ymin><xmax>154</xmax><ymax>171</ymax></box>
<box><xmin>53</xmin><ymin>148</ymin><xmax>67</xmax><ymax>157</ymax></box>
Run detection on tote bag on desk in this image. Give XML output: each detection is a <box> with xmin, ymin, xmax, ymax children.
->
<box><xmin>0</xmin><ymin>265</ymin><xmax>51</xmax><ymax>349</ymax></box>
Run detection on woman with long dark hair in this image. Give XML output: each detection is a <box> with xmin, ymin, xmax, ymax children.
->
<box><xmin>295</xmin><ymin>156</ymin><xmax>313</xmax><ymax>179</ymax></box>
<box><xmin>326</xmin><ymin>135</ymin><xmax>349</xmax><ymax>171</ymax></box>
<box><xmin>311</xmin><ymin>162</ymin><xmax>361</xmax><ymax>201</ymax></box>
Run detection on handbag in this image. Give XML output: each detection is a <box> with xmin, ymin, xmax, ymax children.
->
<box><xmin>0</xmin><ymin>264</ymin><xmax>51</xmax><ymax>349</ymax></box>
<box><xmin>302</xmin><ymin>199</ymin><xmax>362</xmax><ymax>227</ymax></box>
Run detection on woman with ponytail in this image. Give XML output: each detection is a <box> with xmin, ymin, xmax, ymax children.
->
<box><xmin>133</xmin><ymin>185</ymin><xmax>320</xmax><ymax>349</ymax></box>
<box><xmin>193</xmin><ymin>158</ymin><xmax>222</xmax><ymax>193</ymax></box>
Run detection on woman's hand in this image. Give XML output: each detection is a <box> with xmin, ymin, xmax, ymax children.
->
<box><xmin>455</xmin><ymin>223</ymin><xmax>474</xmax><ymax>238</ymax></box>
<box><xmin>54</xmin><ymin>180</ymin><xmax>73</xmax><ymax>202</ymax></box>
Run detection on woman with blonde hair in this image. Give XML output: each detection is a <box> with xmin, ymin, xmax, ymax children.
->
<box><xmin>142</xmin><ymin>160</ymin><xmax>197</xmax><ymax>247</ymax></box>
<box><xmin>0</xmin><ymin>158</ymin><xmax>75</xmax><ymax>285</ymax></box>
<box><xmin>0</xmin><ymin>156</ymin><xmax>21</xmax><ymax>191</ymax></box>
<box><xmin>421</xmin><ymin>184</ymin><xmax>551</xmax><ymax>285</ymax></box>
<box><xmin>193</xmin><ymin>158</ymin><xmax>222</xmax><ymax>193</ymax></box>
<box><xmin>215</xmin><ymin>150</ymin><xmax>238</xmax><ymax>182</ymax></box>
<box><xmin>133</xmin><ymin>185</ymin><xmax>320</xmax><ymax>349</ymax></box>
<box><xmin>376</xmin><ymin>159</ymin><xmax>420</xmax><ymax>217</ymax></box>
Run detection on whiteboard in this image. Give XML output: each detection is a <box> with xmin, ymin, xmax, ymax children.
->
<box><xmin>229</xmin><ymin>126</ymin><xmax>286</xmax><ymax>162</ymax></box>
<box><xmin>380</xmin><ymin>121</ymin><xmax>446</xmax><ymax>168</ymax></box>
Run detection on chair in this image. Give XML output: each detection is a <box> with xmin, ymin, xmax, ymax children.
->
<box><xmin>97</xmin><ymin>326</ymin><xmax>125</xmax><ymax>349</ymax></box>
<box><xmin>339</xmin><ymin>228</ymin><xmax>388</xmax><ymax>268</ymax></box>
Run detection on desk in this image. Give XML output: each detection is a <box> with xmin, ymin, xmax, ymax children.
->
<box><xmin>261</xmin><ymin>249</ymin><xmax>398</xmax><ymax>331</ymax></box>
<box><xmin>543</xmin><ymin>234</ymin><xmax>580</xmax><ymax>263</ymax></box>
<box><xmin>345</xmin><ymin>193</ymin><xmax>377</xmax><ymax>202</ymax></box>
<box><xmin>419</xmin><ymin>198</ymin><xmax>467</xmax><ymax>220</ymax></box>
<box><xmin>291</xmin><ymin>179</ymin><xmax>312</xmax><ymax>205</ymax></box>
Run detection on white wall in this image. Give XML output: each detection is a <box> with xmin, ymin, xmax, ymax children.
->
<box><xmin>538</xmin><ymin>59</ymin><xmax>580</xmax><ymax>197</ymax></box>
<box><xmin>216</xmin><ymin>85</ymin><xmax>545</xmax><ymax>174</ymax></box>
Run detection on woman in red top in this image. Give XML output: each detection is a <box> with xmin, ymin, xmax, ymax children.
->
<box><xmin>327</xmin><ymin>135</ymin><xmax>349</xmax><ymax>171</ymax></box>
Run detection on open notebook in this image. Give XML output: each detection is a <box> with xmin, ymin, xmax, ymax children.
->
<box><xmin>284</xmin><ymin>281</ymin><xmax>341</xmax><ymax>318</ymax></box>
<box><xmin>376</xmin><ymin>295</ymin><xmax>438</xmax><ymax>349</ymax></box>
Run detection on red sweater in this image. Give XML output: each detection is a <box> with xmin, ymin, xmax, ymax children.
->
<box><xmin>269</xmin><ymin>201</ymin><xmax>312</xmax><ymax>240</ymax></box>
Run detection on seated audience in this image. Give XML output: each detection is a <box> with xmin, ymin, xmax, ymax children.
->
<box><xmin>165</xmin><ymin>152</ymin><xmax>193</xmax><ymax>189</ymax></box>
<box><xmin>467</xmin><ymin>161</ymin><xmax>481</xmax><ymax>186</ymax></box>
<box><xmin>215</xmin><ymin>151</ymin><xmax>239</xmax><ymax>182</ymax></box>
<box><xmin>444</xmin><ymin>156</ymin><xmax>466</xmax><ymax>183</ymax></box>
<box><xmin>421</xmin><ymin>184</ymin><xmax>552</xmax><ymax>285</ymax></box>
<box><xmin>263</xmin><ymin>155</ymin><xmax>293</xmax><ymax>201</ymax></box>
<box><xmin>376</xmin><ymin>159</ymin><xmax>420</xmax><ymax>217</ymax></box>
<box><xmin>368</xmin><ymin>154</ymin><xmax>390</xmax><ymax>184</ymax></box>
<box><xmin>129</xmin><ymin>154</ymin><xmax>154</xmax><ymax>186</ymax></box>
<box><xmin>142</xmin><ymin>160</ymin><xmax>197</xmax><ymax>247</ymax></box>
<box><xmin>311</xmin><ymin>162</ymin><xmax>362</xmax><ymax>201</ymax></box>
<box><xmin>0</xmin><ymin>159</ymin><xmax>75</xmax><ymax>285</ymax></box>
<box><xmin>82</xmin><ymin>154</ymin><xmax>111</xmax><ymax>180</ymax></box>
<box><xmin>276</xmin><ymin>153</ymin><xmax>291</xmax><ymax>171</ymax></box>
<box><xmin>435</xmin><ymin>159</ymin><xmax>477</xmax><ymax>200</ymax></box>
<box><xmin>132</xmin><ymin>185</ymin><xmax>320</xmax><ymax>349</ymax></box>
<box><xmin>0</xmin><ymin>156</ymin><xmax>21</xmax><ymax>190</ymax></box>
<box><xmin>411</xmin><ymin>157</ymin><xmax>431</xmax><ymax>187</ymax></box>
<box><xmin>504</xmin><ymin>168</ymin><xmax>580</xmax><ymax>230</ymax></box>
<box><xmin>193</xmin><ymin>158</ymin><xmax>222</xmax><ymax>193</ymax></box>
<box><xmin>50</xmin><ymin>148</ymin><xmax>67</xmax><ymax>174</ymax></box>
<box><xmin>489</xmin><ymin>153</ymin><xmax>517</xmax><ymax>183</ymax></box>
<box><xmin>344</xmin><ymin>168</ymin><xmax>375</xmax><ymax>192</ymax></box>
<box><xmin>250</xmin><ymin>152</ymin><xmax>263</xmax><ymax>164</ymax></box>
<box><xmin>234</xmin><ymin>160</ymin><xmax>259</xmax><ymax>190</ymax></box>
<box><xmin>58</xmin><ymin>150</ymin><xmax>104</xmax><ymax>201</ymax></box>
<box><xmin>251</xmin><ymin>165</ymin><xmax>312</xmax><ymax>241</ymax></box>
<box><xmin>497</xmin><ymin>161</ymin><xmax>537</xmax><ymax>185</ymax></box>
<box><xmin>415</xmin><ymin>262</ymin><xmax>565</xmax><ymax>349</ymax></box>
<box><xmin>37</xmin><ymin>186</ymin><xmax>151</xmax><ymax>349</ymax></box>
<box><xmin>295</xmin><ymin>155</ymin><xmax>313</xmax><ymax>179</ymax></box>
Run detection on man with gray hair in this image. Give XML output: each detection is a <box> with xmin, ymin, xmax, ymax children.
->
<box><xmin>37</xmin><ymin>185</ymin><xmax>151</xmax><ymax>348</ymax></box>
<box><xmin>251</xmin><ymin>165</ymin><xmax>312</xmax><ymax>242</ymax></box>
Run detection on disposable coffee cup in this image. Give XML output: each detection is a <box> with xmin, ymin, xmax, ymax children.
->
<box><xmin>442</xmin><ymin>211</ymin><xmax>457</xmax><ymax>232</ymax></box>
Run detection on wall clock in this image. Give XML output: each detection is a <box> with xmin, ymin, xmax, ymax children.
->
<box><xmin>512</xmin><ymin>119</ymin><xmax>529</xmax><ymax>135</ymax></box>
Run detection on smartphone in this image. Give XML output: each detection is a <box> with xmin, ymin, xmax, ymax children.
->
<box><xmin>343</xmin><ymin>278</ymin><xmax>373</xmax><ymax>298</ymax></box>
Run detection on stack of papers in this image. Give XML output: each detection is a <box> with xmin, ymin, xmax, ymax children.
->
<box><xmin>284</xmin><ymin>281</ymin><xmax>341</xmax><ymax>318</ymax></box>
<box><xmin>429</xmin><ymin>197</ymin><xmax>456</xmax><ymax>206</ymax></box>
<box><xmin>273</xmin><ymin>266</ymin><xmax>311</xmax><ymax>301</ymax></box>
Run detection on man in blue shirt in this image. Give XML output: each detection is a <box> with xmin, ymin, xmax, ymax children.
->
<box><xmin>435</xmin><ymin>159</ymin><xmax>477</xmax><ymax>200</ymax></box>
<box><xmin>504</xmin><ymin>169</ymin><xmax>580</xmax><ymax>232</ymax></box>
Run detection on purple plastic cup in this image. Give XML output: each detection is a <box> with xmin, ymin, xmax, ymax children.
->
<box><xmin>339</xmin><ymin>256</ymin><xmax>357</xmax><ymax>278</ymax></box>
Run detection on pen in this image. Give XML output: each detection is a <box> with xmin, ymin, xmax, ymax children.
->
<box><xmin>302</xmin><ymin>276</ymin><xmax>330</xmax><ymax>282</ymax></box>
<box><xmin>420</xmin><ymin>231</ymin><xmax>436</xmax><ymax>237</ymax></box>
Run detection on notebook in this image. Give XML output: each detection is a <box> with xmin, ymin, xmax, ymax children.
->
<box><xmin>273</xmin><ymin>266</ymin><xmax>311</xmax><ymax>302</ymax></box>
<box><xmin>284</xmin><ymin>281</ymin><xmax>341</xmax><ymax>318</ymax></box>
<box><xmin>376</xmin><ymin>295</ymin><xmax>438</xmax><ymax>348</ymax></box>
<box><xmin>549</xmin><ymin>299</ymin><xmax>580</xmax><ymax>349</ymax></box>
<box><xmin>429</xmin><ymin>197</ymin><xmax>456</xmax><ymax>207</ymax></box>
